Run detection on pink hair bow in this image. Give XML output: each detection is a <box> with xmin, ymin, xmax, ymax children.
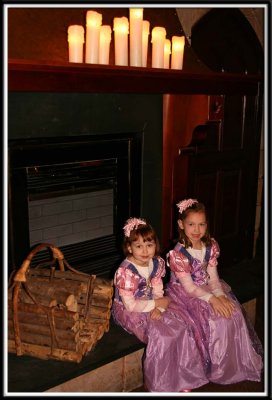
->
<box><xmin>176</xmin><ymin>198</ymin><xmax>198</xmax><ymax>214</ymax></box>
<box><xmin>123</xmin><ymin>217</ymin><xmax>146</xmax><ymax>237</ymax></box>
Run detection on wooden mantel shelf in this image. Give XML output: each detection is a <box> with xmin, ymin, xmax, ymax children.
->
<box><xmin>8</xmin><ymin>59</ymin><xmax>262</xmax><ymax>95</ymax></box>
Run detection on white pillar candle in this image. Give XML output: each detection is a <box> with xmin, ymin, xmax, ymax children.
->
<box><xmin>85</xmin><ymin>10</ymin><xmax>102</xmax><ymax>64</ymax></box>
<box><xmin>164</xmin><ymin>39</ymin><xmax>171</xmax><ymax>69</ymax></box>
<box><xmin>129</xmin><ymin>8</ymin><xmax>143</xmax><ymax>67</ymax></box>
<box><xmin>151</xmin><ymin>27</ymin><xmax>166</xmax><ymax>68</ymax></box>
<box><xmin>99</xmin><ymin>25</ymin><xmax>112</xmax><ymax>65</ymax></box>
<box><xmin>67</xmin><ymin>25</ymin><xmax>85</xmax><ymax>63</ymax></box>
<box><xmin>113</xmin><ymin>17</ymin><xmax>129</xmax><ymax>66</ymax></box>
<box><xmin>171</xmin><ymin>35</ymin><xmax>185</xmax><ymax>70</ymax></box>
<box><xmin>142</xmin><ymin>20</ymin><xmax>150</xmax><ymax>67</ymax></box>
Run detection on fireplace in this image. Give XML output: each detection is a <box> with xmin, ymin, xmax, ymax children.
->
<box><xmin>8</xmin><ymin>134</ymin><xmax>142</xmax><ymax>278</ymax></box>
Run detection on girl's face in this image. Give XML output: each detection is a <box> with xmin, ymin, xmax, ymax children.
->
<box><xmin>127</xmin><ymin>235</ymin><xmax>156</xmax><ymax>266</ymax></box>
<box><xmin>178</xmin><ymin>211</ymin><xmax>207</xmax><ymax>248</ymax></box>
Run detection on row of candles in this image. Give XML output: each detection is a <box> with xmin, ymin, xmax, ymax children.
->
<box><xmin>68</xmin><ymin>9</ymin><xmax>185</xmax><ymax>69</ymax></box>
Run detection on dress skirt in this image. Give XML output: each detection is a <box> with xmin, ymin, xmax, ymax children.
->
<box><xmin>112</xmin><ymin>300</ymin><xmax>209</xmax><ymax>392</ymax></box>
<box><xmin>165</xmin><ymin>279</ymin><xmax>263</xmax><ymax>384</ymax></box>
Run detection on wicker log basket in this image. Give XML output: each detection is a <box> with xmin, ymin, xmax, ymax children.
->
<box><xmin>8</xmin><ymin>243</ymin><xmax>113</xmax><ymax>363</ymax></box>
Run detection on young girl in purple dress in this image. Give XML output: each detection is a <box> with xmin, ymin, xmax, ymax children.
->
<box><xmin>112</xmin><ymin>217</ymin><xmax>209</xmax><ymax>392</ymax></box>
<box><xmin>166</xmin><ymin>199</ymin><xmax>263</xmax><ymax>387</ymax></box>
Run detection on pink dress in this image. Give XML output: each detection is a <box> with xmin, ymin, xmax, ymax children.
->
<box><xmin>166</xmin><ymin>239</ymin><xmax>263</xmax><ymax>385</ymax></box>
<box><xmin>112</xmin><ymin>256</ymin><xmax>209</xmax><ymax>392</ymax></box>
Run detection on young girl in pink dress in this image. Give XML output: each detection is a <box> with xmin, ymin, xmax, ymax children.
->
<box><xmin>112</xmin><ymin>217</ymin><xmax>209</xmax><ymax>392</ymax></box>
<box><xmin>166</xmin><ymin>199</ymin><xmax>263</xmax><ymax>387</ymax></box>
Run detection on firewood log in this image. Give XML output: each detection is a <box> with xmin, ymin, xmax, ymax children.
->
<box><xmin>8</xmin><ymin>329</ymin><xmax>80</xmax><ymax>351</ymax></box>
<box><xmin>8</xmin><ymin>311</ymin><xmax>80</xmax><ymax>331</ymax></box>
<box><xmin>92</xmin><ymin>278</ymin><xmax>113</xmax><ymax>298</ymax></box>
<box><xmin>8</xmin><ymin>300</ymin><xmax>79</xmax><ymax>320</ymax></box>
<box><xmin>90</xmin><ymin>295</ymin><xmax>112</xmax><ymax>308</ymax></box>
<box><xmin>12</xmin><ymin>289</ymin><xmax>58</xmax><ymax>308</ymax></box>
<box><xmin>18</xmin><ymin>282</ymin><xmax>79</xmax><ymax>311</ymax></box>
<box><xmin>83</xmin><ymin>317</ymin><xmax>110</xmax><ymax>327</ymax></box>
<box><xmin>78</xmin><ymin>324</ymin><xmax>104</xmax><ymax>343</ymax></box>
<box><xmin>86</xmin><ymin>305</ymin><xmax>111</xmax><ymax>320</ymax></box>
<box><xmin>8</xmin><ymin>339</ymin><xmax>83</xmax><ymax>363</ymax></box>
<box><xmin>26</xmin><ymin>278</ymin><xmax>88</xmax><ymax>296</ymax></box>
<box><xmin>28</xmin><ymin>268</ymin><xmax>92</xmax><ymax>284</ymax></box>
<box><xmin>8</xmin><ymin>320</ymin><xmax>80</xmax><ymax>340</ymax></box>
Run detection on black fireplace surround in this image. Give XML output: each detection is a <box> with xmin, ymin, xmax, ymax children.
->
<box><xmin>8</xmin><ymin>133</ymin><xmax>142</xmax><ymax>279</ymax></box>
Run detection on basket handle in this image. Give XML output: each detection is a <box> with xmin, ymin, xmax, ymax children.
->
<box><xmin>13</xmin><ymin>243</ymin><xmax>65</xmax><ymax>282</ymax></box>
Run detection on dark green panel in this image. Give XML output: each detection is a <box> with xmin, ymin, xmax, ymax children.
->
<box><xmin>8</xmin><ymin>92</ymin><xmax>163</xmax><ymax>240</ymax></box>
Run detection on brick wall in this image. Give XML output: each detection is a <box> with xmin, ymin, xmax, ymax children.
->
<box><xmin>29</xmin><ymin>189</ymin><xmax>113</xmax><ymax>247</ymax></box>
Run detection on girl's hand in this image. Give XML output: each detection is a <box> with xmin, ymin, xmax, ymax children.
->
<box><xmin>208</xmin><ymin>295</ymin><xmax>236</xmax><ymax>318</ymax></box>
<box><xmin>155</xmin><ymin>296</ymin><xmax>170</xmax><ymax>311</ymax></box>
<box><xmin>150</xmin><ymin>308</ymin><xmax>162</xmax><ymax>320</ymax></box>
<box><xmin>217</xmin><ymin>295</ymin><xmax>236</xmax><ymax>314</ymax></box>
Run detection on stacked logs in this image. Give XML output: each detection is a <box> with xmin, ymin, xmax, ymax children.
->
<box><xmin>8</xmin><ymin>248</ymin><xmax>113</xmax><ymax>363</ymax></box>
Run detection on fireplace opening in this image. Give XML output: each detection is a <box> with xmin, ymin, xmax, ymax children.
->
<box><xmin>8</xmin><ymin>134</ymin><xmax>142</xmax><ymax>279</ymax></box>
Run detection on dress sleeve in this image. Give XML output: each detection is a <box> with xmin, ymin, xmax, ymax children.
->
<box><xmin>205</xmin><ymin>240</ymin><xmax>225</xmax><ymax>297</ymax></box>
<box><xmin>114</xmin><ymin>266</ymin><xmax>155</xmax><ymax>312</ymax></box>
<box><xmin>114</xmin><ymin>266</ymin><xmax>139</xmax><ymax>293</ymax></box>
<box><xmin>168</xmin><ymin>250</ymin><xmax>213</xmax><ymax>302</ymax></box>
<box><xmin>206</xmin><ymin>265</ymin><xmax>225</xmax><ymax>297</ymax></box>
<box><xmin>177</xmin><ymin>273</ymin><xmax>213</xmax><ymax>302</ymax></box>
<box><xmin>209</xmin><ymin>239</ymin><xmax>220</xmax><ymax>268</ymax></box>
<box><xmin>167</xmin><ymin>250</ymin><xmax>191</xmax><ymax>274</ymax></box>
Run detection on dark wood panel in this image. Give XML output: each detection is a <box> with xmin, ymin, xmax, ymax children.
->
<box><xmin>215</xmin><ymin>169</ymin><xmax>242</xmax><ymax>237</ymax></box>
<box><xmin>190</xmin><ymin>171</ymin><xmax>217</xmax><ymax>233</ymax></box>
<box><xmin>165</xmin><ymin>90</ymin><xmax>261</xmax><ymax>269</ymax></box>
<box><xmin>172</xmin><ymin>153</ymin><xmax>253</xmax><ymax>268</ymax></box>
<box><xmin>222</xmin><ymin>95</ymin><xmax>244</xmax><ymax>149</ymax></box>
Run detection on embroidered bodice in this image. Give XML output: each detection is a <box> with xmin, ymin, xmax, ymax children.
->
<box><xmin>168</xmin><ymin>239</ymin><xmax>220</xmax><ymax>286</ymax></box>
<box><xmin>114</xmin><ymin>256</ymin><xmax>165</xmax><ymax>301</ymax></box>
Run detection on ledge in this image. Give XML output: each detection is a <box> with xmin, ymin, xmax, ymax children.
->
<box><xmin>8</xmin><ymin>59</ymin><xmax>262</xmax><ymax>95</ymax></box>
<box><xmin>7</xmin><ymin>318</ymin><xmax>144</xmax><ymax>393</ymax></box>
<box><xmin>220</xmin><ymin>257</ymin><xmax>264</xmax><ymax>304</ymax></box>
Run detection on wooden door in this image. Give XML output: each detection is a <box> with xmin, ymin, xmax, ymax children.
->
<box><xmin>165</xmin><ymin>93</ymin><xmax>262</xmax><ymax>270</ymax></box>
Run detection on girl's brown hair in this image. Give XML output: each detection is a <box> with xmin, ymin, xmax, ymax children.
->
<box><xmin>122</xmin><ymin>223</ymin><xmax>160</xmax><ymax>256</ymax></box>
<box><xmin>177</xmin><ymin>202</ymin><xmax>212</xmax><ymax>248</ymax></box>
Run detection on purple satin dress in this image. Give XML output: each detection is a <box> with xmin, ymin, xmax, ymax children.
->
<box><xmin>166</xmin><ymin>240</ymin><xmax>263</xmax><ymax>385</ymax></box>
<box><xmin>112</xmin><ymin>256</ymin><xmax>209</xmax><ymax>392</ymax></box>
